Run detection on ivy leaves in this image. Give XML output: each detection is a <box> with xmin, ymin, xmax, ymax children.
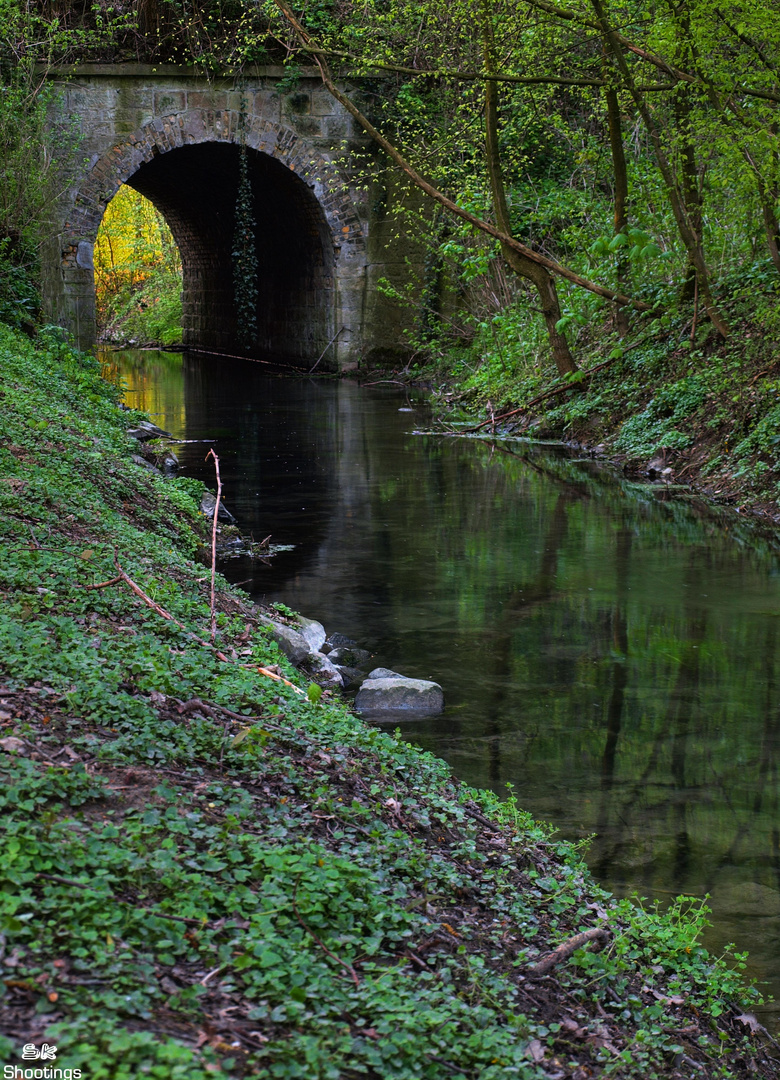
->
<box><xmin>232</xmin><ymin>144</ymin><xmax>258</xmax><ymax>349</ymax></box>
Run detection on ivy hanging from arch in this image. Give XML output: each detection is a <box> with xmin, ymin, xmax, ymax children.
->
<box><xmin>233</xmin><ymin>141</ymin><xmax>258</xmax><ymax>348</ymax></box>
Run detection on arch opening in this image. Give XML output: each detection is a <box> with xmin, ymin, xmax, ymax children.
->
<box><xmin>95</xmin><ymin>185</ymin><xmax>183</xmax><ymax>347</ymax></box>
<box><xmin>123</xmin><ymin>142</ymin><xmax>335</xmax><ymax>363</ymax></box>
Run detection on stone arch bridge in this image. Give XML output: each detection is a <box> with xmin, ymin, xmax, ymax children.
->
<box><xmin>43</xmin><ymin>65</ymin><xmax>419</xmax><ymax>369</ymax></box>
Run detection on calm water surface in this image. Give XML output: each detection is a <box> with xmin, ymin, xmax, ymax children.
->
<box><xmin>107</xmin><ymin>348</ymin><xmax>780</xmax><ymax>1015</ymax></box>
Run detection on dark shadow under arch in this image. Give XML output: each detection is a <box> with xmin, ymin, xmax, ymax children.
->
<box><xmin>124</xmin><ymin>141</ymin><xmax>335</xmax><ymax>362</ymax></box>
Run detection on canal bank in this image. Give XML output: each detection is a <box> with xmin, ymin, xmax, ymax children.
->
<box><xmin>420</xmin><ymin>296</ymin><xmax>780</xmax><ymax>526</ymax></box>
<box><xmin>0</xmin><ymin>329</ymin><xmax>776</xmax><ymax>1075</ymax></box>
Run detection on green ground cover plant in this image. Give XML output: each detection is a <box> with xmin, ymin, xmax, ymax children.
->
<box><xmin>0</xmin><ymin>321</ymin><xmax>777</xmax><ymax>1077</ymax></box>
<box><xmin>423</xmin><ymin>269</ymin><xmax>780</xmax><ymax>517</ymax></box>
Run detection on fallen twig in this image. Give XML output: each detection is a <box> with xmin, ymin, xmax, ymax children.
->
<box><xmin>292</xmin><ymin>894</ymin><xmax>360</xmax><ymax>988</ymax></box>
<box><xmin>463</xmin><ymin>805</ymin><xmax>502</xmax><ymax>833</ymax></box>
<box><xmin>95</xmin><ymin>554</ymin><xmax>306</xmax><ymax>694</ymax></box>
<box><xmin>309</xmin><ymin>325</ymin><xmax>345</xmax><ymax>373</ymax></box>
<box><xmin>84</xmin><ymin>575</ymin><xmax>122</xmax><ymax>589</ymax></box>
<box><xmin>466</xmin><ymin>363</ymin><xmax>613</xmax><ymax>434</ymax></box>
<box><xmin>528</xmin><ymin>927</ymin><xmax>609</xmax><ymax>977</ymax></box>
<box><xmin>206</xmin><ymin>448</ymin><xmax>222</xmax><ymax>642</ymax></box>
<box><xmin>749</xmin><ymin>359</ymin><xmax>780</xmax><ymax>386</ymax></box>
<box><xmin>465</xmin><ymin>334</ymin><xmax>664</xmax><ymax>434</ymax></box>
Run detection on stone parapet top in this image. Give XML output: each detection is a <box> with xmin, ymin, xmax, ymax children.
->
<box><xmin>41</xmin><ymin>63</ymin><xmax>324</xmax><ymax>79</ymax></box>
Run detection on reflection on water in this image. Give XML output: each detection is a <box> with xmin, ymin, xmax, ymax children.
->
<box><xmin>107</xmin><ymin>348</ymin><xmax>780</xmax><ymax>1015</ymax></box>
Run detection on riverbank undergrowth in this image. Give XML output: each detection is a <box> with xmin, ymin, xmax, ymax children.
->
<box><xmin>424</xmin><ymin>267</ymin><xmax>780</xmax><ymax>519</ymax></box>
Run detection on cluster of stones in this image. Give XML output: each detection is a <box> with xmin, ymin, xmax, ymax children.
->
<box><xmin>127</xmin><ymin>419</ymin><xmax>179</xmax><ymax>475</ymax></box>
<box><xmin>259</xmin><ymin>614</ymin><xmax>444</xmax><ymax>718</ymax></box>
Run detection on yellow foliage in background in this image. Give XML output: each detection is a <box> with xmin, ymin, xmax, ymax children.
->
<box><xmin>94</xmin><ymin>185</ymin><xmax>183</xmax><ymax>344</ymax></box>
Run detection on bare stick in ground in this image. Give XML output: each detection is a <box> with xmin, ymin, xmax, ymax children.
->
<box><xmin>292</xmin><ymin>893</ymin><xmax>360</xmax><ymax>989</ymax></box>
<box><xmin>206</xmin><ymin>448</ymin><xmax>222</xmax><ymax>642</ymax></box>
<box><xmin>87</xmin><ymin>555</ymin><xmax>305</xmax><ymax>694</ymax></box>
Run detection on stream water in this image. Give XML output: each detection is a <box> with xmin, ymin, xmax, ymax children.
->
<box><xmin>106</xmin><ymin>347</ymin><xmax>780</xmax><ymax>1017</ymax></box>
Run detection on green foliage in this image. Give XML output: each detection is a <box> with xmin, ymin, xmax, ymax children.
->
<box><xmin>0</xmin><ymin>2</ymin><xmax>134</xmax><ymax>316</ymax></box>
<box><xmin>95</xmin><ymin>185</ymin><xmax>183</xmax><ymax>346</ymax></box>
<box><xmin>0</xmin><ymin>236</ymin><xmax>38</xmax><ymax>328</ymax></box>
<box><xmin>100</xmin><ymin>269</ymin><xmax>183</xmax><ymax>346</ymax></box>
<box><xmin>613</xmin><ymin>374</ymin><xmax>710</xmax><ymax>457</ymax></box>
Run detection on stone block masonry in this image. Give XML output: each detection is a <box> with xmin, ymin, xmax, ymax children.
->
<box><xmin>43</xmin><ymin>65</ymin><xmax>426</xmax><ymax>370</ymax></box>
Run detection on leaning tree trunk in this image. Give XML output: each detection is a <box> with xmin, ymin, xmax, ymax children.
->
<box><xmin>501</xmin><ymin>246</ymin><xmax>577</xmax><ymax>373</ymax></box>
<box><xmin>757</xmin><ymin>172</ymin><xmax>780</xmax><ymax>274</ymax></box>
<box><xmin>673</xmin><ymin>90</ymin><xmax>704</xmax><ymax>304</ymax></box>
<box><xmin>605</xmin><ymin>85</ymin><xmax>630</xmax><ymax>336</ymax></box>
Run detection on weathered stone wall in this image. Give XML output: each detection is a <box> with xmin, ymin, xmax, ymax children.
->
<box><xmin>43</xmin><ymin>65</ymin><xmax>423</xmax><ymax>369</ymax></box>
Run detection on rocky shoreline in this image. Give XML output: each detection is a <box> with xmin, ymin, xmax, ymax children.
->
<box><xmin>256</xmin><ymin>609</ymin><xmax>445</xmax><ymax>719</ymax></box>
<box><xmin>126</xmin><ymin>418</ymin><xmax>447</xmax><ymax>721</ymax></box>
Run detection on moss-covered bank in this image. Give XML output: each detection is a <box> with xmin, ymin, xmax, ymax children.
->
<box><xmin>0</xmin><ymin>323</ymin><xmax>777</xmax><ymax>1078</ymax></box>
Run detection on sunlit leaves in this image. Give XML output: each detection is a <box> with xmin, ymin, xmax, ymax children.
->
<box><xmin>94</xmin><ymin>185</ymin><xmax>182</xmax><ymax>345</ymax></box>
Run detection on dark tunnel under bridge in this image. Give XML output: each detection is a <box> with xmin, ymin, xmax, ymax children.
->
<box><xmin>126</xmin><ymin>142</ymin><xmax>334</xmax><ymax>361</ymax></box>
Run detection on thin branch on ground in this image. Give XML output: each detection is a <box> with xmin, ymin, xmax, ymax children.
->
<box><xmin>86</xmin><ymin>554</ymin><xmax>305</xmax><ymax>694</ymax></box>
<box><xmin>464</xmin><ymin>332</ymin><xmax>666</xmax><ymax>434</ymax></box>
<box><xmin>292</xmin><ymin>892</ymin><xmax>361</xmax><ymax>989</ymax></box>
<box><xmin>206</xmin><ymin>448</ymin><xmax>222</xmax><ymax>642</ymax></box>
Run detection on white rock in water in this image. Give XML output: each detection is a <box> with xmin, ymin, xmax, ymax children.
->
<box><xmin>304</xmin><ymin>652</ymin><xmax>344</xmax><ymax>690</ymax></box>
<box><xmin>257</xmin><ymin>616</ymin><xmax>311</xmax><ymax>666</ymax></box>
<box><xmin>355</xmin><ymin>669</ymin><xmax>444</xmax><ymax>715</ymax></box>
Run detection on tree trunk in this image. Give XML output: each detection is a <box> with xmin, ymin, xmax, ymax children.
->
<box><xmin>673</xmin><ymin>89</ymin><xmax>704</xmax><ymax>304</ymax></box>
<box><xmin>757</xmin><ymin>172</ymin><xmax>780</xmax><ymax>274</ymax></box>
<box><xmin>604</xmin><ymin>85</ymin><xmax>630</xmax><ymax>336</ymax></box>
<box><xmin>275</xmin><ymin>0</ymin><xmax>652</xmax><ymax>316</ymax></box>
<box><xmin>482</xmin><ymin>12</ymin><xmax>577</xmax><ymax>374</ymax></box>
<box><xmin>590</xmin><ymin>0</ymin><xmax>730</xmax><ymax>338</ymax></box>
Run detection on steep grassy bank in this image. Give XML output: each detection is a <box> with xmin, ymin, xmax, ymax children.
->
<box><xmin>429</xmin><ymin>271</ymin><xmax>780</xmax><ymax>518</ymax></box>
<box><xmin>0</xmin><ymin>323</ymin><xmax>777</xmax><ymax>1078</ymax></box>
